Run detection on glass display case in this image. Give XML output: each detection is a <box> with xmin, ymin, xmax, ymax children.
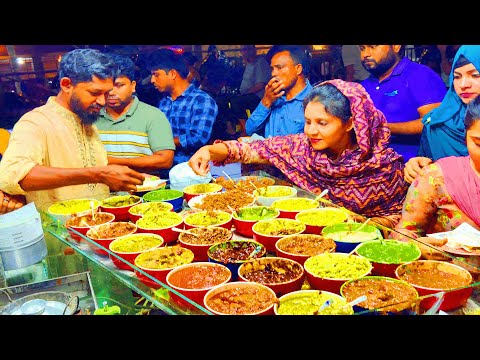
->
<box><xmin>2</xmin><ymin>170</ymin><xmax>480</xmax><ymax>315</ymax></box>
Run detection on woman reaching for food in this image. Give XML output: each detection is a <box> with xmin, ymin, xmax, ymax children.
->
<box><xmin>188</xmin><ymin>79</ymin><xmax>409</xmax><ymax>229</ymax></box>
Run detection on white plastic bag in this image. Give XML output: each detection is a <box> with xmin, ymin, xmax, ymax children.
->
<box><xmin>168</xmin><ymin>162</ymin><xmax>212</xmax><ymax>191</ymax></box>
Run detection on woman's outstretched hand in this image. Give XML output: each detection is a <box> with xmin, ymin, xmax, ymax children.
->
<box><xmin>404</xmin><ymin>156</ymin><xmax>433</xmax><ymax>184</ymax></box>
<box><xmin>188</xmin><ymin>147</ymin><xmax>211</xmax><ymax>176</ymax></box>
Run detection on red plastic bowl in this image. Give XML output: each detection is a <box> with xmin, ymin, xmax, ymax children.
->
<box><xmin>274</xmin><ymin>289</ymin><xmax>354</xmax><ymax>315</ymax></box>
<box><xmin>232</xmin><ymin>206</ymin><xmax>280</xmax><ymax>237</ymax></box>
<box><xmin>395</xmin><ymin>260</ymin><xmax>473</xmax><ymax>312</ymax></box>
<box><xmin>304</xmin><ymin>253</ymin><xmax>372</xmax><ymax>294</ymax></box>
<box><xmin>203</xmin><ymin>281</ymin><xmax>277</xmax><ymax>315</ymax></box>
<box><xmin>252</xmin><ymin>218</ymin><xmax>305</xmax><ymax>253</ymax></box>
<box><xmin>183</xmin><ymin>210</ymin><xmax>233</xmax><ymax>231</ymax></box>
<box><xmin>65</xmin><ymin>212</ymin><xmax>115</xmax><ymax>243</ymax></box>
<box><xmin>166</xmin><ymin>262</ymin><xmax>232</xmax><ymax>310</ymax></box>
<box><xmin>182</xmin><ymin>183</ymin><xmax>223</xmax><ymax>203</ymax></box>
<box><xmin>295</xmin><ymin>208</ymin><xmax>349</xmax><ymax>235</ymax></box>
<box><xmin>238</xmin><ymin>257</ymin><xmax>305</xmax><ymax>297</ymax></box>
<box><xmin>100</xmin><ymin>194</ymin><xmax>142</xmax><ymax>222</ymax></box>
<box><xmin>177</xmin><ymin>226</ymin><xmax>233</xmax><ymax>262</ymax></box>
<box><xmin>108</xmin><ymin>233</ymin><xmax>164</xmax><ymax>271</ymax></box>
<box><xmin>135</xmin><ymin>211</ymin><xmax>184</xmax><ymax>244</ymax></box>
<box><xmin>128</xmin><ymin>201</ymin><xmax>173</xmax><ymax>223</ymax></box>
<box><xmin>354</xmin><ymin>240</ymin><xmax>421</xmax><ymax>278</ymax></box>
<box><xmin>134</xmin><ymin>246</ymin><xmax>195</xmax><ymax>288</ymax></box>
<box><xmin>85</xmin><ymin>222</ymin><xmax>137</xmax><ymax>256</ymax></box>
<box><xmin>271</xmin><ymin>197</ymin><xmax>319</xmax><ymax>219</ymax></box>
<box><xmin>275</xmin><ymin>233</ymin><xmax>336</xmax><ymax>266</ymax></box>
<box><xmin>340</xmin><ymin>276</ymin><xmax>419</xmax><ymax>315</ymax></box>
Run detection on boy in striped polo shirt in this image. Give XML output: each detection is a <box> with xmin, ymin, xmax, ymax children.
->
<box><xmin>97</xmin><ymin>54</ymin><xmax>175</xmax><ymax>178</ymax></box>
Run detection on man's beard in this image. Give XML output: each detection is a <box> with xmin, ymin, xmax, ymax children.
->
<box><xmin>362</xmin><ymin>51</ymin><xmax>398</xmax><ymax>78</ymax></box>
<box><xmin>70</xmin><ymin>94</ymin><xmax>102</xmax><ymax>125</ymax></box>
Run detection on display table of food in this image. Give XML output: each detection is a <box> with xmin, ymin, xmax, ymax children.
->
<box><xmin>2</xmin><ymin>171</ymin><xmax>480</xmax><ymax>315</ymax></box>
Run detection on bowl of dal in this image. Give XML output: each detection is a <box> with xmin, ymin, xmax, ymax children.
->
<box><xmin>274</xmin><ymin>289</ymin><xmax>354</xmax><ymax>315</ymax></box>
<box><xmin>183</xmin><ymin>210</ymin><xmax>233</xmax><ymax>230</ymax></box>
<box><xmin>271</xmin><ymin>197</ymin><xmax>319</xmax><ymax>219</ymax></box>
<box><xmin>47</xmin><ymin>198</ymin><xmax>101</xmax><ymax>223</ymax></box>
<box><xmin>295</xmin><ymin>207</ymin><xmax>349</xmax><ymax>234</ymax></box>
<box><xmin>108</xmin><ymin>233</ymin><xmax>164</xmax><ymax>270</ymax></box>
<box><xmin>252</xmin><ymin>218</ymin><xmax>306</xmax><ymax>253</ymax></box>
<box><xmin>303</xmin><ymin>253</ymin><xmax>372</xmax><ymax>294</ymax></box>
<box><xmin>135</xmin><ymin>211</ymin><xmax>184</xmax><ymax>244</ymax></box>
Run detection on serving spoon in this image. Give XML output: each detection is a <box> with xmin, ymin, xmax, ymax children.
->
<box><xmin>222</xmin><ymin>171</ymin><xmax>238</xmax><ymax>189</ymax></box>
<box><xmin>314</xmin><ymin>189</ymin><xmax>329</xmax><ymax>202</ymax></box>
<box><xmin>172</xmin><ymin>227</ymin><xmax>199</xmax><ymax>237</ymax></box>
<box><xmin>354</xmin><ymin>218</ymin><xmax>371</xmax><ymax>233</ymax></box>
<box><xmin>79</xmin><ymin>218</ymin><xmax>100</xmax><ymax>238</ymax></box>
<box><xmin>315</xmin><ymin>295</ymin><xmax>367</xmax><ymax>314</ymax></box>
<box><xmin>248</xmin><ymin>245</ymin><xmax>263</xmax><ymax>259</ymax></box>
<box><xmin>90</xmin><ymin>200</ymin><xmax>96</xmax><ymax>221</ymax></box>
<box><xmin>227</xmin><ymin>205</ymin><xmax>238</xmax><ymax>217</ymax></box>
<box><xmin>249</xmin><ymin>180</ymin><xmax>267</xmax><ymax>196</ymax></box>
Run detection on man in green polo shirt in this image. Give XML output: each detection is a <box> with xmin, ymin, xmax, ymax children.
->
<box><xmin>96</xmin><ymin>53</ymin><xmax>175</xmax><ymax>178</ymax></box>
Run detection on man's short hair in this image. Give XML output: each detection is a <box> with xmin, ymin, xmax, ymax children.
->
<box><xmin>266</xmin><ymin>45</ymin><xmax>311</xmax><ymax>77</ymax></box>
<box><xmin>147</xmin><ymin>48</ymin><xmax>189</xmax><ymax>79</ymax></box>
<box><xmin>109</xmin><ymin>53</ymin><xmax>136</xmax><ymax>81</ymax></box>
<box><xmin>58</xmin><ymin>48</ymin><xmax>117</xmax><ymax>85</ymax></box>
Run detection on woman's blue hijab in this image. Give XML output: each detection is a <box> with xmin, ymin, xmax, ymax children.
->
<box><xmin>418</xmin><ymin>45</ymin><xmax>480</xmax><ymax>161</ymax></box>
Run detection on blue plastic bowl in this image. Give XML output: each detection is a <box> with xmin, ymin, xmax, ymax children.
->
<box><xmin>321</xmin><ymin>222</ymin><xmax>382</xmax><ymax>253</ymax></box>
<box><xmin>207</xmin><ymin>240</ymin><xmax>266</xmax><ymax>281</ymax></box>
<box><xmin>143</xmin><ymin>189</ymin><xmax>184</xmax><ymax>212</ymax></box>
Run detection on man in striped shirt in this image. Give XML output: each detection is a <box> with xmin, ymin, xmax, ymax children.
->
<box><xmin>97</xmin><ymin>54</ymin><xmax>175</xmax><ymax>178</ymax></box>
<box><xmin>148</xmin><ymin>49</ymin><xmax>218</xmax><ymax>167</ymax></box>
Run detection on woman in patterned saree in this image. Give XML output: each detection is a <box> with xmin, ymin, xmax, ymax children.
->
<box><xmin>189</xmin><ymin>79</ymin><xmax>409</xmax><ymax>228</ymax></box>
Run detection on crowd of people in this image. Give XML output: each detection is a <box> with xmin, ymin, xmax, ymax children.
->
<box><xmin>1</xmin><ymin>44</ymin><xmax>479</xmax><ymax>270</ymax></box>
